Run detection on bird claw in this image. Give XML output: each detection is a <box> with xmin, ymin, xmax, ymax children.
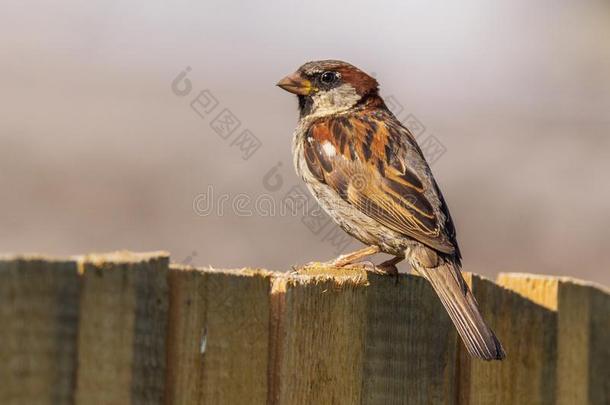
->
<box><xmin>370</xmin><ymin>263</ymin><xmax>400</xmax><ymax>285</ymax></box>
<box><xmin>291</xmin><ymin>257</ymin><xmax>400</xmax><ymax>285</ymax></box>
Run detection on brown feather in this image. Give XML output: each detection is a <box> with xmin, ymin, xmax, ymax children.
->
<box><xmin>413</xmin><ymin>253</ymin><xmax>506</xmax><ymax>361</ymax></box>
<box><xmin>303</xmin><ymin>111</ymin><xmax>456</xmax><ymax>254</ymax></box>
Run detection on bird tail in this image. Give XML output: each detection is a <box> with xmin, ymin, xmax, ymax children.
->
<box><xmin>411</xmin><ymin>254</ymin><xmax>506</xmax><ymax>361</ymax></box>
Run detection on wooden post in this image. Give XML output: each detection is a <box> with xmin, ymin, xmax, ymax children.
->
<box><xmin>271</xmin><ymin>266</ymin><xmax>458</xmax><ymax>405</ymax></box>
<box><xmin>498</xmin><ymin>273</ymin><xmax>610</xmax><ymax>405</ymax></box>
<box><xmin>273</xmin><ymin>269</ymin><xmax>368</xmax><ymax>405</ymax></box>
<box><xmin>165</xmin><ymin>266</ymin><xmax>273</xmax><ymax>405</ymax></box>
<box><xmin>0</xmin><ymin>256</ymin><xmax>80</xmax><ymax>405</ymax></box>
<box><xmin>74</xmin><ymin>252</ymin><xmax>169</xmax><ymax>405</ymax></box>
<box><xmin>362</xmin><ymin>272</ymin><xmax>458</xmax><ymax>405</ymax></box>
<box><xmin>459</xmin><ymin>273</ymin><xmax>557</xmax><ymax>405</ymax></box>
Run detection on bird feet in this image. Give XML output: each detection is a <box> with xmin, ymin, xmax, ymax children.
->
<box><xmin>367</xmin><ymin>255</ymin><xmax>404</xmax><ymax>285</ymax></box>
<box><xmin>291</xmin><ymin>245</ymin><xmax>380</xmax><ymax>274</ymax></box>
<box><xmin>328</xmin><ymin>245</ymin><xmax>381</xmax><ymax>267</ymax></box>
<box><xmin>293</xmin><ymin>248</ymin><xmax>404</xmax><ymax>284</ymax></box>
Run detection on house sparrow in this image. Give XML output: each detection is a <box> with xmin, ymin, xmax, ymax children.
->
<box><xmin>277</xmin><ymin>60</ymin><xmax>505</xmax><ymax>361</ymax></box>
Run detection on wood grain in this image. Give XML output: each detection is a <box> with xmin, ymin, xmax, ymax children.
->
<box><xmin>1</xmin><ymin>252</ymin><xmax>608</xmax><ymax>405</ymax></box>
<box><xmin>164</xmin><ymin>265</ymin><xmax>207</xmax><ymax>405</ymax></box>
<box><xmin>74</xmin><ymin>251</ymin><xmax>169</xmax><ymax>405</ymax></box>
<box><xmin>0</xmin><ymin>256</ymin><xmax>80</xmax><ymax>405</ymax></box>
<box><xmin>165</xmin><ymin>266</ymin><xmax>273</xmax><ymax>405</ymax></box>
<box><xmin>273</xmin><ymin>266</ymin><xmax>458</xmax><ymax>405</ymax></box>
<box><xmin>459</xmin><ymin>273</ymin><xmax>557</xmax><ymax>405</ymax></box>
<box><xmin>275</xmin><ymin>269</ymin><xmax>368</xmax><ymax>405</ymax></box>
<box><xmin>498</xmin><ymin>273</ymin><xmax>610</xmax><ymax>405</ymax></box>
<box><xmin>362</xmin><ymin>272</ymin><xmax>458</xmax><ymax>405</ymax></box>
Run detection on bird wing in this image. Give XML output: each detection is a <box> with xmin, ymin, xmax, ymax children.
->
<box><xmin>303</xmin><ymin>110</ymin><xmax>459</xmax><ymax>255</ymax></box>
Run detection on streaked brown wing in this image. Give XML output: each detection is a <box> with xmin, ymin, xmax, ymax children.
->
<box><xmin>303</xmin><ymin>112</ymin><xmax>457</xmax><ymax>255</ymax></box>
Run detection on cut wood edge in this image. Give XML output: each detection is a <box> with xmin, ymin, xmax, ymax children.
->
<box><xmin>0</xmin><ymin>253</ymin><xmax>75</xmax><ymax>263</ymax></box>
<box><xmin>76</xmin><ymin>250</ymin><xmax>170</xmax><ymax>264</ymax></box>
<box><xmin>170</xmin><ymin>263</ymin><xmax>276</xmax><ymax>277</ymax></box>
<box><xmin>498</xmin><ymin>272</ymin><xmax>609</xmax><ymax>293</ymax></box>
<box><xmin>497</xmin><ymin>272</ymin><xmax>609</xmax><ymax>311</ymax></box>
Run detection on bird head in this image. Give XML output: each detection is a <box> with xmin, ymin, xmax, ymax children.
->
<box><xmin>277</xmin><ymin>60</ymin><xmax>378</xmax><ymax>118</ymax></box>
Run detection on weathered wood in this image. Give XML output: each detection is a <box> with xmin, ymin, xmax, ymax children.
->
<box><xmin>459</xmin><ymin>273</ymin><xmax>557</xmax><ymax>405</ymax></box>
<box><xmin>74</xmin><ymin>252</ymin><xmax>169</xmax><ymax>405</ymax></box>
<box><xmin>164</xmin><ymin>265</ymin><xmax>207</xmax><ymax>405</ymax></box>
<box><xmin>362</xmin><ymin>272</ymin><xmax>458</xmax><ymax>405</ymax></box>
<box><xmin>268</xmin><ymin>276</ymin><xmax>287</xmax><ymax>405</ymax></box>
<box><xmin>274</xmin><ymin>269</ymin><xmax>368</xmax><ymax>405</ymax></box>
<box><xmin>498</xmin><ymin>273</ymin><xmax>610</xmax><ymax>405</ymax></box>
<box><xmin>165</xmin><ymin>266</ymin><xmax>273</xmax><ymax>405</ymax></box>
<box><xmin>1</xmin><ymin>252</ymin><xmax>609</xmax><ymax>405</ymax></box>
<box><xmin>272</xmin><ymin>266</ymin><xmax>458</xmax><ymax>405</ymax></box>
<box><xmin>0</xmin><ymin>256</ymin><xmax>80</xmax><ymax>405</ymax></box>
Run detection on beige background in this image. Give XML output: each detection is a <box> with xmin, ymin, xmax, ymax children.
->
<box><xmin>1</xmin><ymin>0</ymin><xmax>609</xmax><ymax>285</ymax></box>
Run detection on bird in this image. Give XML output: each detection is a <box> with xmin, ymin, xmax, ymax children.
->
<box><xmin>276</xmin><ymin>60</ymin><xmax>505</xmax><ymax>361</ymax></box>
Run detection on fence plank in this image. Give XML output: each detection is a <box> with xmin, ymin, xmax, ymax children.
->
<box><xmin>164</xmin><ymin>265</ymin><xmax>207</xmax><ymax>405</ymax></box>
<box><xmin>274</xmin><ymin>269</ymin><xmax>368</xmax><ymax>405</ymax></box>
<box><xmin>165</xmin><ymin>266</ymin><xmax>273</xmax><ymax>405</ymax></box>
<box><xmin>459</xmin><ymin>273</ymin><xmax>557</xmax><ymax>405</ymax></box>
<box><xmin>2</xmin><ymin>252</ymin><xmax>608</xmax><ymax>405</ymax></box>
<box><xmin>0</xmin><ymin>256</ymin><xmax>80</xmax><ymax>405</ymax></box>
<box><xmin>362</xmin><ymin>272</ymin><xmax>458</xmax><ymax>405</ymax></box>
<box><xmin>74</xmin><ymin>252</ymin><xmax>169</xmax><ymax>405</ymax></box>
<box><xmin>498</xmin><ymin>273</ymin><xmax>610</xmax><ymax>405</ymax></box>
<box><xmin>273</xmin><ymin>266</ymin><xmax>458</xmax><ymax>405</ymax></box>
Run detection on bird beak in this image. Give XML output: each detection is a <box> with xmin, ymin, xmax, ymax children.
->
<box><xmin>276</xmin><ymin>72</ymin><xmax>314</xmax><ymax>95</ymax></box>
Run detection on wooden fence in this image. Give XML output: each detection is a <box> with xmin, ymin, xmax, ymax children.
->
<box><xmin>0</xmin><ymin>251</ymin><xmax>608</xmax><ymax>405</ymax></box>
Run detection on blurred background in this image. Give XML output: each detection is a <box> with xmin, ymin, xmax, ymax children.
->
<box><xmin>1</xmin><ymin>0</ymin><xmax>609</xmax><ymax>285</ymax></box>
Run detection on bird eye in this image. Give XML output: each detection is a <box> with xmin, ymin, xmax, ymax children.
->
<box><xmin>320</xmin><ymin>71</ymin><xmax>338</xmax><ymax>84</ymax></box>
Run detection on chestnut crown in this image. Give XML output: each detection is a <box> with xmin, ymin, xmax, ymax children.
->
<box><xmin>277</xmin><ymin>60</ymin><xmax>380</xmax><ymax>118</ymax></box>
